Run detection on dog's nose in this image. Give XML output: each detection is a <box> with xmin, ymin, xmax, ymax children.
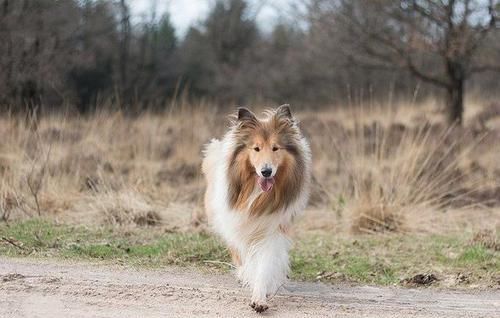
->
<box><xmin>261</xmin><ymin>167</ymin><xmax>272</xmax><ymax>178</ymax></box>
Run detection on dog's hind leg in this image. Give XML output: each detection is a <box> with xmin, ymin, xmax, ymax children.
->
<box><xmin>229</xmin><ymin>246</ymin><xmax>242</xmax><ymax>267</ymax></box>
<box><xmin>230</xmin><ymin>246</ymin><xmax>247</xmax><ymax>285</ymax></box>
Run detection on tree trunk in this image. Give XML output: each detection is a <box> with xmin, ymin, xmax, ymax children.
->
<box><xmin>3</xmin><ymin>0</ymin><xmax>9</xmax><ymax>16</ymax></box>
<box><xmin>119</xmin><ymin>0</ymin><xmax>130</xmax><ymax>106</ymax></box>
<box><xmin>445</xmin><ymin>79</ymin><xmax>464</xmax><ymax>125</ymax></box>
<box><xmin>445</xmin><ymin>61</ymin><xmax>465</xmax><ymax>125</ymax></box>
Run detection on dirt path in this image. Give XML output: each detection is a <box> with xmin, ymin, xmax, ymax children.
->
<box><xmin>0</xmin><ymin>258</ymin><xmax>498</xmax><ymax>318</ymax></box>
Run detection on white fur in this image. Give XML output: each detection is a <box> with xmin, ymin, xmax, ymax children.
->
<box><xmin>202</xmin><ymin>121</ymin><xmax>312</xmax><ymax>307</ymax></box>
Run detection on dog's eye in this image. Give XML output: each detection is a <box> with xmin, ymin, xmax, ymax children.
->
<box><xmin>253</xmin><ymin>147</ymin><xmax>260</xmax><ymax>152</ymax></box>
<box><xmin>272</xmin><ymin>146</ymin><xmax>279</xmax><ymax>152</ymax></box>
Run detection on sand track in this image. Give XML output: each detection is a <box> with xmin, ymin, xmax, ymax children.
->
<box><xmin>0</xmin><ymin>258</ymin><xmax>498</xmax><ymax>317</ymax></box>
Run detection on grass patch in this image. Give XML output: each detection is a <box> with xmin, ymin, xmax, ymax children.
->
<box><xmin>457</xmin><ymin>246</ymin><xmax>493</xmax><ymax>264</ymax></box>
<box><xmin>1</xmin><ymin>219</ymin><xmax>498</xmax><ymax>287</ymax></box>
<box><xmin>290</xmin><ymin>234</ymin><xmax>499</xmax><ymax>286</ymax></box>
<box><xmin>0</xmin><ymin>219</ymin><xmax>228</xmax><ymax>268</ymax></box>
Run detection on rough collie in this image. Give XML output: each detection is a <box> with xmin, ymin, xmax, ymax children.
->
<box><xmin>202</xmin><ymin>105</ymin><xmax>311</xmax><ymax>313</ymax></box>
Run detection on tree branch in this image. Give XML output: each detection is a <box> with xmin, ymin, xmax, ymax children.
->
<box><xmin>411</xmin><ymin>0</ymin><xmax>446</xmax><ymax>27</ymax></box>
<box><xmin>463</xmin><ymin>0</ymin><xmax>497</xmax><ymax>58</ymax></box>
<box><xmin>405</xmin><ymin>55</ymin><xmax>449</xmax><ymax>87</ymax></box>
<box><xmin>469</xmin><ymin>64</ymin><xmax>500</xmax><ymax>74</ymax></box>
<box><xmin>338</xmin><ymin>1</ymin><xmax>450</xmax><ymax>88</ymax></box>
<box><xmin>342</xmin><ymin>54</ymin><xmax>400</xmax><ymax>71</ymax></box>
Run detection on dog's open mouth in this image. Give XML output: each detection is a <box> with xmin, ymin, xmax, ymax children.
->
<box><xmin>257</xmin><ymin>177</ymin><xmax>275</xmax><ymax>192</ymax></box>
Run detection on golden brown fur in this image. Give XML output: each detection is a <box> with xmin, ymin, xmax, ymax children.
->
<box><xmin>229</xmin><ymin>246</ymin><xmax>242</xmax><ymax>266</ymax></box>
<box><xmin>227</xmin><ymin>107</ymin><xmax>306</xmax><ymax>216</ymax></box>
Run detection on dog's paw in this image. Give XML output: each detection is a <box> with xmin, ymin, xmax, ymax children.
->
<box><xmin>250</xmin><ymin>301</ymin><xmax>269</xmax><ymax>313</ymax></box>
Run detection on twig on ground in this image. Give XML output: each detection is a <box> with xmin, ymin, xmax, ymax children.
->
<box><xmin>203</xmin><ymin>260</ymin><xmax>236</xmax><ymax>269</ymax></box>
<box><xmin>267</xmin><ymin>282</ymin><xmax>286</xmax><ymax>301</ymax></box>
<box><xmin>1</xmin><ymin>237</ymin><xmax>26</xmax><ymax>250</ymax></box>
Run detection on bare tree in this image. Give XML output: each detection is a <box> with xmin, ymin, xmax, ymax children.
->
<box><xmin>1</xmin><ymin>0</ymin><xmax>498</xmax><ymax>113</ymax></box>
<box><xmin>319</xmin><ymin>0</ymin><xmax>499</xmax><ymax>124</ymax></box>
<box><xmin>118</xmin><ymin>0</ymin><xmax>131</xmax><ymax>105</ymax></box>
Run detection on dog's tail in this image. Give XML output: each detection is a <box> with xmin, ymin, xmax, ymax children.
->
<box><xmin>201</xmin><ymin>138</ymin><xmax>221</xmax><ymax>178</ymax></box>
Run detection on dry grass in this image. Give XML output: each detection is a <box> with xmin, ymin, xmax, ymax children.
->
<box><xmin>339</xmin><ymin>122</ymin><xmax>485</xmax><ymax>234</ymax></box>
<box><xmin>304</xmin><ymin>99</ymin><xmax>500</xmax><ymax>234</ymax></box>
<box><xmin>0</xmin><ymin>106</ymin><xmax>219</xmax><ymax>229</ymax></box>
<box><xmin>0</xmin><ymin>99</ymin><xmax>499</xmax><ymax>237</ymax></box>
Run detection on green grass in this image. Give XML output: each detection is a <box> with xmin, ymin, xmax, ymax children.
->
<box><xmin>0</xmin><ymin>219</ymin><xmax>228</xmax><ymax>267</ymax></box>
<box><xmin>291</xmin><ymin>234</ymin><xmax>499</xmax><ymax>286</ymax></box>
<box><xmin>1</xmin><ymin>219</ymin><xmax>498</xmax><ymax>287</ymax></box>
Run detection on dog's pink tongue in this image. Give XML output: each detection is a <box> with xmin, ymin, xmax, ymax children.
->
<box><xmin>258</xmin><ymin>177</ymin><xmax>275</xmax><ymax>192</ymax></box>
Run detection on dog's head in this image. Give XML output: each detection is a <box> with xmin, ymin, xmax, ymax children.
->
<box><xmin>232</xmin><ymin>105</ymin><xmax>300</xmax><ymax>193</ymax></box>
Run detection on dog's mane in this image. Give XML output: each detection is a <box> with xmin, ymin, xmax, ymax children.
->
<box><xmin>227</xmin><ymin>109</ymin><xmax>306</xmax><ymax>216</ymax></box>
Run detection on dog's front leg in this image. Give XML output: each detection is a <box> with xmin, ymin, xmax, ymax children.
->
<box><xmin>245</xmin><ymin>233</ymin><xmax>291</xmax><ymax>313</ymax></box>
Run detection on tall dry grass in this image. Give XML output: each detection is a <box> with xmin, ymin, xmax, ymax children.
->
<box><xmin>335</xmin><ymin>122</ymin><xmax>485</xmax><ymax>233</ymax></box>
<box><xmin>306</xmin><ymin>99</ymin><xmax>500</xmax><ymax>234</ymax></box>
<box><xmin>0</xmin><ymin>105</ymin><xmax>221</xmax><ymax>229</ymax></box>
<box><xmin>0</xmin><ymin>99</ymin><xmax>499</xmax><ymax>234</ymax></box>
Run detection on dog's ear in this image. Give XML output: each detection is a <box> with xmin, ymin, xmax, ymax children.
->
<box><xmin>276</xmin><ymin>104</ymin><xmax>293</xmax><ymax>120</ymax></box>
<box><xmin>237</xmin><ymin>107</ymin><xmax>257</xmax><ymax>122</ymax></box>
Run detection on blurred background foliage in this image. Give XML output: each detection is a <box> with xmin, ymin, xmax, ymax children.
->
<box><xmin>0</xmin><ymin>0</ymin><xmax>499</xmax><ymax>120</ymax></box>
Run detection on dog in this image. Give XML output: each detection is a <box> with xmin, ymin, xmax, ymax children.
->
<box><xmin>202</xmin><ymin>105</ymin><xmax>311</xmax><ymax>313</ymax></box>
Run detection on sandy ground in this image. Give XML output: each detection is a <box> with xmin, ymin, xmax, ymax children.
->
<box><xmin>0</xmin><ymin>258</ymin><xmax>498</xmax><ymax>318</ymax></box>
